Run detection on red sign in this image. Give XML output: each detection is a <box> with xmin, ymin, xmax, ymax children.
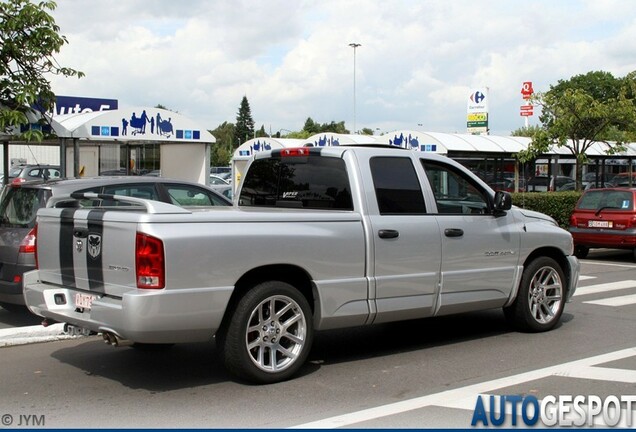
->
<box><xmin>521</xmin><ymin>81</ymin><xmax>534</xmax><ymax>100</ymax></box>
<box><xmin>520</xmin><ymin>105</ymin><xmax>533</xmax><ymax>111</ymax></box>
<box><xmin>520</xmin><ymin>111</ymin><xmax>533</xmax><ymax>117</ymax></box>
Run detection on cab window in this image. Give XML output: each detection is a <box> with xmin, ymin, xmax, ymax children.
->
<box><xmin>370</xmin><ymin>157</ymin><xmax>426</xmax><ymax>215</ymax></box>
<box><xmin>421</xmin><ymin>160</ymin><xmax>490</xmax><ymax>214</ymax></box>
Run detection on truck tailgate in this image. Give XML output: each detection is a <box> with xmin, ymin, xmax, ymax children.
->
<box><xmin>37</xmin><ymin>208</ymin><xmax>138</xmax><ymax>298</ymax></box>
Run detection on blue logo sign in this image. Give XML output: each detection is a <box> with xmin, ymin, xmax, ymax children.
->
<box><xmin>470</xmin><ymin>91</ymin><xmax>486</xmax><ymax>104</ymax></box>
<box><xmin>54</xmin><ymin>96</ymin><xmax>118</xmax><ymax>116</ymax></box>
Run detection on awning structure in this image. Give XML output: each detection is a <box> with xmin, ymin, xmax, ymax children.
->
<box><xmin>233</xmin><ymin>137</ymin><xmax>305</xmax><ymax>160</ymax></box>
<box><xmin>50</xmin><ymin>107</ymin><xmax>215</xmax><ymax>143</ymax></box>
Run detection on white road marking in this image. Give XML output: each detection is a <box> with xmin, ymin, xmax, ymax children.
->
<box><xmin>584</xmin><ymin>293</ymin><xmax>636</xmax><ymax>307</ymax></box>
<box><xmin>578</xmin><ymin>275</ymin><xmax>596</xmax><ymax>281</ymax></box>
<box><xmin>574</xmin><ymin>280</ymin><xmax>636</xmax><ymax>296</ymax></box>
<box><xmin>581</xmin><ymin>260</ymin><xmax>636</xmax><ymax>269</ymax></box>
<box><xmin>292</xmin><ymin>347</ymin><xmax>636</xmax><ymax>429</ymax></box>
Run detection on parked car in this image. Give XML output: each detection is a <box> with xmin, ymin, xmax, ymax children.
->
<box><xmin>610</xmin><ymin>172</ymin><xmax>636</xmax><ymax>188</ymax></box>
<box><xmin>568</xmin><ymin>187</ymin><xmax>636</xmax><ymax>260</ymax></box>
<box><xmin>209</xmin><ymin>174</ymin><xmax>230</xmax><ymax>185</ymax></box>
<box><xmin>0</xmin><ymin>176</ymin><xmax>231</xmax><ymax>312</ymax></box>
<box><xmin>7</xmin><ymin>164</ymin><xmax>61</xmax><ymax>184</ymax></box>
<box><xmin>211</xmin><ymin>184</ymin><xmax>233</xmax><ymax>200</ymax></box>
<box><xmin>526</xmin><ymin>176</ymin><xmax>573</xmax><ymax>192</ymax></box>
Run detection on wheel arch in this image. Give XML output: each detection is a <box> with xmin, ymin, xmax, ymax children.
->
<box><xmin>218</xmin><ymin>264</ymin><xmax>315</xmax><ymax>335</ymax></box>
<box><xmin>523</xmin><ymin>247</ymin><xmax>572</xmax><ymax>296</ymax></box>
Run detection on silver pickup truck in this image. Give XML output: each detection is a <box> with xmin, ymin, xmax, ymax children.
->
<box><xmin>24</xmin><ymin>145</ymin><xmax>579</xmax><ymax>383</ymax></box>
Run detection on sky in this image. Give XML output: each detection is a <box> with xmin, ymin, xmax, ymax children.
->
<box><xmin>47</xmin><ymin>0</ymin><xmax>636</xmax><ymax>137</ymax></box>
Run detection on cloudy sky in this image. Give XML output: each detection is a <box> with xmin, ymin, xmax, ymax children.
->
<box><xmin>47</xmin><ymin>0</ymin><xmax>636</xmax><ymax>137</ymax></box>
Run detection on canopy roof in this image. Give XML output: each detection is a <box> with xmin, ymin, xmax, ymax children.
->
<box><xmin>50</xmin><ymin>107</ymin><xmax>215</xmax><ymax>143</ymax></box>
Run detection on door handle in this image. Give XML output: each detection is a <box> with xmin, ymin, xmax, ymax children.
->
<box><xmin>444</xmin><ymin>228</ymin><xmax>464</xmax><ymax>238</ymax></box>
<box><xmin>73</xmin><ymin>227</ymin><xmax>88</xmax><ymax>238</ymax></box>
<box><xmin>378</xmin><ymin>229</ymin><xmax>399</xmax><ymax>239</ymax></box>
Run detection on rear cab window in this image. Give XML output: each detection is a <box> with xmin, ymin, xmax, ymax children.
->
<box><xmin>239</xmin><ymin>149</ymin><xmax>353</xmax><ymax>210</ymax></box>
<box><xmin>369</xmin><ymin>157</ymin><xmax>426</xmax><ymax>215</ymax></box>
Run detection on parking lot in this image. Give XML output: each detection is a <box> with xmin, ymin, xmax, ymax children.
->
<box><xmin>0</xmin><ymin>249</ymin><xmax>634</xmax><ymax>428</ymax></box>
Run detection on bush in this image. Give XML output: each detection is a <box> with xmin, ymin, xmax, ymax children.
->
<box><xmin>510</xmin><ymin>192</ymin><xmax>582</xmax><ymax>229</ymax></box>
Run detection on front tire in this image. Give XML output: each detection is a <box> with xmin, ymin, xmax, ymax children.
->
<box><xmin>220</xmin><ymin>281</ymin><xmax>313</xmax><ymax>384</ymax></box>
<box><xmin>504</xmin><ymin>257</ymin><xmax>566</xmax><ymax>332</ymax></box>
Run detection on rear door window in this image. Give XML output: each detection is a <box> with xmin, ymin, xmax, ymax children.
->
<box><xmin>239</xmin><ymin>153</ymin><xmax>353</xmax><ymax>210</ymax></box>
<box><xmin>0</xmin><ymin>187</ymin><xmax>48</xmax><ymax>227</ymax></box>
<box><xmin>369</xmin><ymin>157</ymin><xmax>426</xmax><ymax>215</ymax></box>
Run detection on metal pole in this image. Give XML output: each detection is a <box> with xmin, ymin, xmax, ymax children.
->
<box><xmin>349</xmin><ymin>43</ymin><xmax>361</xmax><ymax>134</ymax></box>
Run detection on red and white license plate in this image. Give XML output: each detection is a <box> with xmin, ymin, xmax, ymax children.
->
<box><xmin>588</xmin><ymin>220</ymin><xmax>613</xmax><ymax>228</ymax></box>
<box><xmin>74</xmin><ymin>293</ymin><xmax>97</xmax><ymax>310</ymax></box>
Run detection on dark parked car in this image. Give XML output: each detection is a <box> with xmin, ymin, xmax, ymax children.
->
<box><xmin>526</xmin><ymin>175</ymin><xmax>573</xmax><ymax>192</ymax></box>
<box><xmin>0</xmin><ymin>176</ymin><xmax>231</xmax><ymax>312</ymax></box>
<box><xmin>7</xmin><ymin>164</ymin><xmax>61</xmax><ymax>184</ymax></box>
<box><xmin>568</xmin><ymin>187</ymin><xmax>636</xmax><ymax>261</ymax></box>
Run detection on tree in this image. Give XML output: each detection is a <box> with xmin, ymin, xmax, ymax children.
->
<box><xmin>255</xmin><ymin>124</ymin><xmax>268</xmax><ymax>138</ymax></box>
<box><xmin>519</xmin><ymin>71</ymin><xmax>636</xmax><ymax>190</ymax></box>
<box><xmin>0</xmin><ymin>0</ymin><xmax>84</xmax><ymax>142</ymax></box>
<box><xmin>235</xmin><ymin>96</ymin><xmax>254</xmax><ymax>146</ymax></box>
<box><xmin>510</xmin><ymin>125</ymin><xmax>542</xmax><ymax>137</ymax></box>
<box><xmin>210</xmin><ymin>121</ymin><xmax>236</xmax><ymax>166</ymax></box>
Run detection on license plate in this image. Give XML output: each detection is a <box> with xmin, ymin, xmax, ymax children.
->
<box><xmin>588</xmin><ymin>220</ymin><xmax>613</xmax><ymax>228</ymax></box>
<box><xmin>74</xmin><ymin>293</ymin><xmax>96</xmax><ymax>310</ymax></box>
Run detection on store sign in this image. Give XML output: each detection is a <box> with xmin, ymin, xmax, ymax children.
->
<box><xmin>467</xmin><ymin>88</ymin><xmax>489</xmax><ymax>134</ymax></box>
<box><xmin>52</xmin><ymin>96</ymin><xmax>118</xmax><ymax>116</ymax></box>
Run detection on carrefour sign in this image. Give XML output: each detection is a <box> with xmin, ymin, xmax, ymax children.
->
<box><xmin>467</xmin><ymin>88</ymin><xmax>489</xmax><ymax>113</ymax></box>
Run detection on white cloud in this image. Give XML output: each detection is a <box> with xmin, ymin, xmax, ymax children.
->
<box><xmin>46</xmin><ymin>0</ymin><xmax>636</xmax><ymax>136</ymax></box>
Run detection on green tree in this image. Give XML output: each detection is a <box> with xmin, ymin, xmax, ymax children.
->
<box><xmin>0</xmin><ymin>0</ymin><xmax>84</xmax><ymax>142</ymax></box>
<box><xmin>210</xmin><ymin>121</ymin><xmax>235</xmax><ymax>166</ymax></box>
<box><xmin>510</xmin><ymin>125</ymin><xmax>542</xmax><ymax>137</ymax></box>
<box><xmin>235</xmin><ymin>96</ymin><xmax>254</xmax><ymax>145</ymax></box>
<box><xmin>360</xmin><ymin>127</ymin><xmax>374</xmax><ymax>135</ymax></box>
<box><xmin>519</xmin><ymin>71</ymin><xmax>636</xmax><ymax>190</ymax></box>
<box><xmin>255</xmin><ymin>124</ymin><xmax>268</xmax><ymax>138</ymax></box>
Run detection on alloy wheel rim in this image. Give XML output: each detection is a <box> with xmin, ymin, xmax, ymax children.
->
<box><xmin>528</xmin><ymin>266</ymin><xmax>563</xmax><ymax>324</ymax></box>
<box><xmin>245</xmin><ymin>295</ymin><xmax>307</xmax><ymax>373</ymax></box>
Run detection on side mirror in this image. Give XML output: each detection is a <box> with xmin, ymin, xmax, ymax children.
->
<box><xmin>493</xmin><ymin>191</ymin><xmax>512</xmax><ymax>214</ymax></box>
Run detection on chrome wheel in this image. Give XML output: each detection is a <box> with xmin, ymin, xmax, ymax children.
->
<box><xmin>245</xmin><ymin>294</ymin><xmax>308</xmax><ymax>373</ymax></box>
<box><xmin>527</xmin><ymin>265</ymin><xmax>563</xmax><ymax>325</ymax></box>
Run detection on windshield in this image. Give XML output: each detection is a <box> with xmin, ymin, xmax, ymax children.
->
<box><xmin>0</xmin><ymin>187</ymin><xmax>50</xmax><ymax>228</ymax></box>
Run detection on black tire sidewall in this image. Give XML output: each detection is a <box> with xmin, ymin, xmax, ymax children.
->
<box><xmin>221</xmin><ymin>281</ymin><xmax>313</xmax><ymax>384</ymax></box>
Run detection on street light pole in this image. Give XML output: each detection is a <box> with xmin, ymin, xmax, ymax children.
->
<box><xmin>349</xmin><ymin>42</ymin><xmax>361</xmax><ymax>134</ymax></box>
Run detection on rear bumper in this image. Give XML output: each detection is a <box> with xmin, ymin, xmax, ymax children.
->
<box><xmin>23</xmin><ymin>271</ymin><xmax>234</xmax><ymax>344</ymax></box>
<box><xmin>0</xmin><ymin>279</ymin><xmax>25</xmax><ymax>305</ymax></box>
<box><xmin>570</xmin><ymin>229</ymin><xmax>636</xmax><ymax>249</ymax></box>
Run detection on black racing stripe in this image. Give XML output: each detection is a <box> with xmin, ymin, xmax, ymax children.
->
<box><xmin>86</xmin><ymin>210</ymin><xmax>105</xmax><ymax>293</ymax></box>
<box><xmin>59</xmin><ymin>208</ymin><xmax>77</xmax><ymax>288</ymax></box>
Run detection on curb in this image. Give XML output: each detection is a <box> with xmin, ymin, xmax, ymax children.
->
<box><xmin>0</xmin><ymin>323</ymin><xmax>78</xmax><ymax>347</ymax></box>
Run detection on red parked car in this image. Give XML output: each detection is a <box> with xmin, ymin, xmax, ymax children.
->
<box><xmin>569</xmin><ymin>188</ymin><xmax>636</xmax><ymax>260</ymax></box>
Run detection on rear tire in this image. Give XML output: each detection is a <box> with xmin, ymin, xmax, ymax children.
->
<box><xmin>219</xmin><ymin>281</ymin><xmax>313</xmax><ymax>384</ymax></box>
<box><xmin>504</xmin><ymin>257</ymin><xmax>566</xmax><ymax>332</ymax></box>
<box><xmin>574</xmin><ymin>245</ymin><xmax>589</xmax><ymax>259</ymax></box>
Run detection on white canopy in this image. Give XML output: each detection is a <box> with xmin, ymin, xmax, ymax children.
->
<box><xmin>50</xmin><ymin>107</ymin><xmax>215</xmax><ymax>143</ymax></box>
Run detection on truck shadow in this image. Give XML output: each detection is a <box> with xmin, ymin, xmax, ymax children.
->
<box><xmin>0</xmin><ymin>306</ymin><xmax>43</xmax><ymax>327</ymax></box>
<box><xmin>49</xmin><ymin>309</ymin><xmax>573</xmax><ymax>391</ymax></box>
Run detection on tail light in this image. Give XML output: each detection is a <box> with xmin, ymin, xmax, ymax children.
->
<box><xmin>19</xmin><ymin>226</ymin><xmax>37</xmax><ymax>254</ymax></box>
<box><xmin>569</xmin><ymin>214</ymin><xmax>577</xmax><ymax>227</ymax></box>
<box><xmin>11</xmin><ymin>177</ymin><xmax>25</xmax><ymax>184</ymax></box>
<box><xmin>135</xmin><ymin>232</ymin><xmax>165</xmax><ymax>289</ymax></box>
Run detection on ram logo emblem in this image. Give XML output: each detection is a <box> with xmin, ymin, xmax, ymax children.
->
<box><xmin>87</xmin><ymin>234</ymin><xmax>102</xmax><ymax>259</ymax></box>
